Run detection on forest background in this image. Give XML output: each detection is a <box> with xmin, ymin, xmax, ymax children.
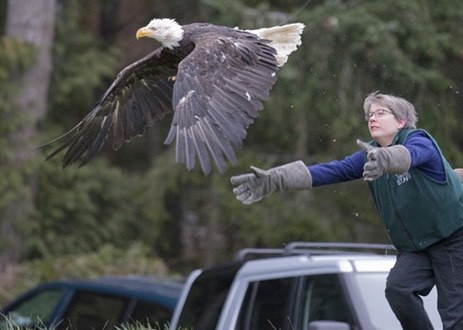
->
<box><xmin>1</xmin><ymin>0</ymin><xmax>463</xmax><ymax>304</ymax></box>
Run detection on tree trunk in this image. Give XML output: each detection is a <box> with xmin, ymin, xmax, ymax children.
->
<box><xmin>1</xmin><ymin>0</ymin><xmax>56</xmax><ymax>267</ymax></box>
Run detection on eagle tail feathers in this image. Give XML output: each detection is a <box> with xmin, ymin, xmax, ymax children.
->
<box><xmin>247</xmin><ymin>22</ymin><xmax>304</xmax><ymax>67</ymax></box>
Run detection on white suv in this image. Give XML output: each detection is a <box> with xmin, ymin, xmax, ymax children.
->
<box><xmin>170</xmin><ymin>242</ymin><xmax>441</xmax><ymax>330</ymax></box>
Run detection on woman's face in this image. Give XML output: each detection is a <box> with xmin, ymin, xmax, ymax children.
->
<box><xmin>366</xmin><ymin>103</ymin><xmax>405</xmax><ymax>146</ymax></box>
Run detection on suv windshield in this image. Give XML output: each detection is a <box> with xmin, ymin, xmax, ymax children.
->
<box><xmin>353</xmin><ymin>272</ymin><xmax>441</xmax><ymax>329</ymax></box>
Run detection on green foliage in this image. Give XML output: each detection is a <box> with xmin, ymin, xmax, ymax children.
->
<box><xmin>47</xmin><ymin>0</ymin><xmax>119</xmax><ymax>126</ymax></box>
<box><xmin>0</xmin><ymin>37</ymin><xmax>36</xmax><ymax>81</ymax></box>
<box><xmin>27</xmin><ymin>158</ymin><xmax>147</xmax><ymax>258</ymax></box>
<box><xmin>0</xmin><ymin>37</ymin><xmax>36</xmax><ymax>160</ymax></box>
<box><xmin>21</xmin><ymin>0</ymin><xmax>126</xmax><ymax>260</ymax></box>
<box><xmin>0</xmin><ymin>36</ymin><xmax>37</xmax><ymax>255</ymax></box>
<box><xmin>294</xmin><ymin>0</ymin><xmax>453</xmax><ymax>140</ymax></box>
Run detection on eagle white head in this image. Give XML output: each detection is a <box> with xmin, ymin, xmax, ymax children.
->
<box><xmin>136</xmin><ymin>18</ymin><xmax>184</xmax><ymax>49</ymax></box>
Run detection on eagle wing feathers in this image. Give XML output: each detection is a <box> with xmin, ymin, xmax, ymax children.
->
<box><xmin>166</xmin><ymin>32</ymin><xmax>278</xmax><ymax>174</ymax></box>
<box><xmin>42</xmin><ymin>47</ymin><xmax>179</xmax><ymax>167</ymax></box>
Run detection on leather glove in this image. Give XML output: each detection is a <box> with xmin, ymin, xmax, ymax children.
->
<box><xmin>230</xmin><ymin>161</ymin><xmax>312</xmax><ymax>204</ymax></box>
<box><xmin>357</xmin><ymin>139</ymin><xmax>411</xmax><ymax>181</ymax></box>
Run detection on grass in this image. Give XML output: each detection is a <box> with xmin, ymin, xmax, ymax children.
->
<box><xmin>0</xmin><ymin>314</ymin><xmax>177</xmax><ymax>330</ymax></box>
<box><xmin>116</xmin><ymin>321</ymin><xmax>171</xmax><ymax>330</ymax></box>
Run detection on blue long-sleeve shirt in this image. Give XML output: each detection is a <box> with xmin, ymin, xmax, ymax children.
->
<box><xmin>308</xmin><ymin>130</ymin><xmax>445</xmax><ymax>187</ymax></box>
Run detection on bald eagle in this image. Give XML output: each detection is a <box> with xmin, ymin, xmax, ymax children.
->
<box><xmin>43</xmin><ymin>18</ymin><xmax>304</xmax><ymax>174</ymax></box>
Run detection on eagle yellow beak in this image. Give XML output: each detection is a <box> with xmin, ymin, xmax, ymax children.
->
<box><xmin>136</xmin><ymin>27</ymin><xmax>152</xmax><ymax>39</ymax></box>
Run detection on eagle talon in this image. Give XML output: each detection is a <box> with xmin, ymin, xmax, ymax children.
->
<box><xmin>168</xmin><ymin>75</ymin><xmax>177</xmax><ymax>81</ymax></box>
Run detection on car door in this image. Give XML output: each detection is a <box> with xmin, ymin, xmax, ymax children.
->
<box><xmin>234</xmin><ymin>274</ymin><xmax>356</xmax><ymax>330</ymax></box>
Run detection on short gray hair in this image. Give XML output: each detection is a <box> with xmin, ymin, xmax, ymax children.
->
<box><xmin>363</xmin><ymin>91</ymin><xmax>418</xmax><ymax>129</ymax></box>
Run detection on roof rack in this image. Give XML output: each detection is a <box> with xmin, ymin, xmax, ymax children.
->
<box><xmin>234</xmin><ymin>248</ymin><xmax>286</xmax><ymax>261</ymax></box>
<box><xmin>234</xmin><ymin>242</ymin><xmax>396</xmax><ymax>261</ymax></box>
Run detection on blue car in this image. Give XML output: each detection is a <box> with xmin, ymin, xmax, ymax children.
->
<box><xmin>1</xmin><ymin>276</ymin><xmax>183</xmax><ymax>329</ymax></box>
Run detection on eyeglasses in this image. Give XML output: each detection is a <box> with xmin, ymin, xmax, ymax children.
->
<box><xmin>364</xmin><ymin>108</ymin><xmax>394</xmax><ymax>121</ymax></box>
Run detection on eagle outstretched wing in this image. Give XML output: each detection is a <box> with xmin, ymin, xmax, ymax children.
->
<box><xmin>41</xmin><ymin>47</ymin><xmax>182</xmax><ymax>167</ymax></box>
<box><xmin>164</xmin><ymin>32</ymin><xmax>279</xmax><ymax>174</ymax></box>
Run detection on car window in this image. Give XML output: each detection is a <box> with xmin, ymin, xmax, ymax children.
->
<box><xmin>176</xmin><ymin>264</ymin><xmax>242</xmax><ymax>330</ymax></box>
<box><xmin>237</xmin><ymin>277</ymin><xmax>296</xmax><ymax>330</ymax></box>
<box><xmin>128</xmin><ymin>300</ymin><xmax>172</xmax><ymax>327</ymax></box>
<box><xmin>4</xmin><ymin>288</ymin><xmax>63</xmax><ymax>326</ymax></box>
<box><xmin>58</xmin><ymin>291</ymin><xmax>128</xmax><ymax>330</ymax></box>
<box><xmin>299</xmin><ymin>274</ymin><xmax>354</xmax><ymax>329</ymax></box>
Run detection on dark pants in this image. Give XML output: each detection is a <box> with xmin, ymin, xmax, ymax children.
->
<box><xmin>385</xmin><ymin>227</ymin><xmax>463</xmax><ymax>330</ymax></box>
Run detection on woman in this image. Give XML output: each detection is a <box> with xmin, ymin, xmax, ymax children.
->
<box><xmin>230</xmin><ymin>92</ymin><xmax>463</xmax><ymax>329</ymax></box>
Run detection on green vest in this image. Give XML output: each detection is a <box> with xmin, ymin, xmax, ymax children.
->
<box><xmin>367</xmin><ymin>129</ymin><xmax>463</xmax><ymax>251</ymax></box>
